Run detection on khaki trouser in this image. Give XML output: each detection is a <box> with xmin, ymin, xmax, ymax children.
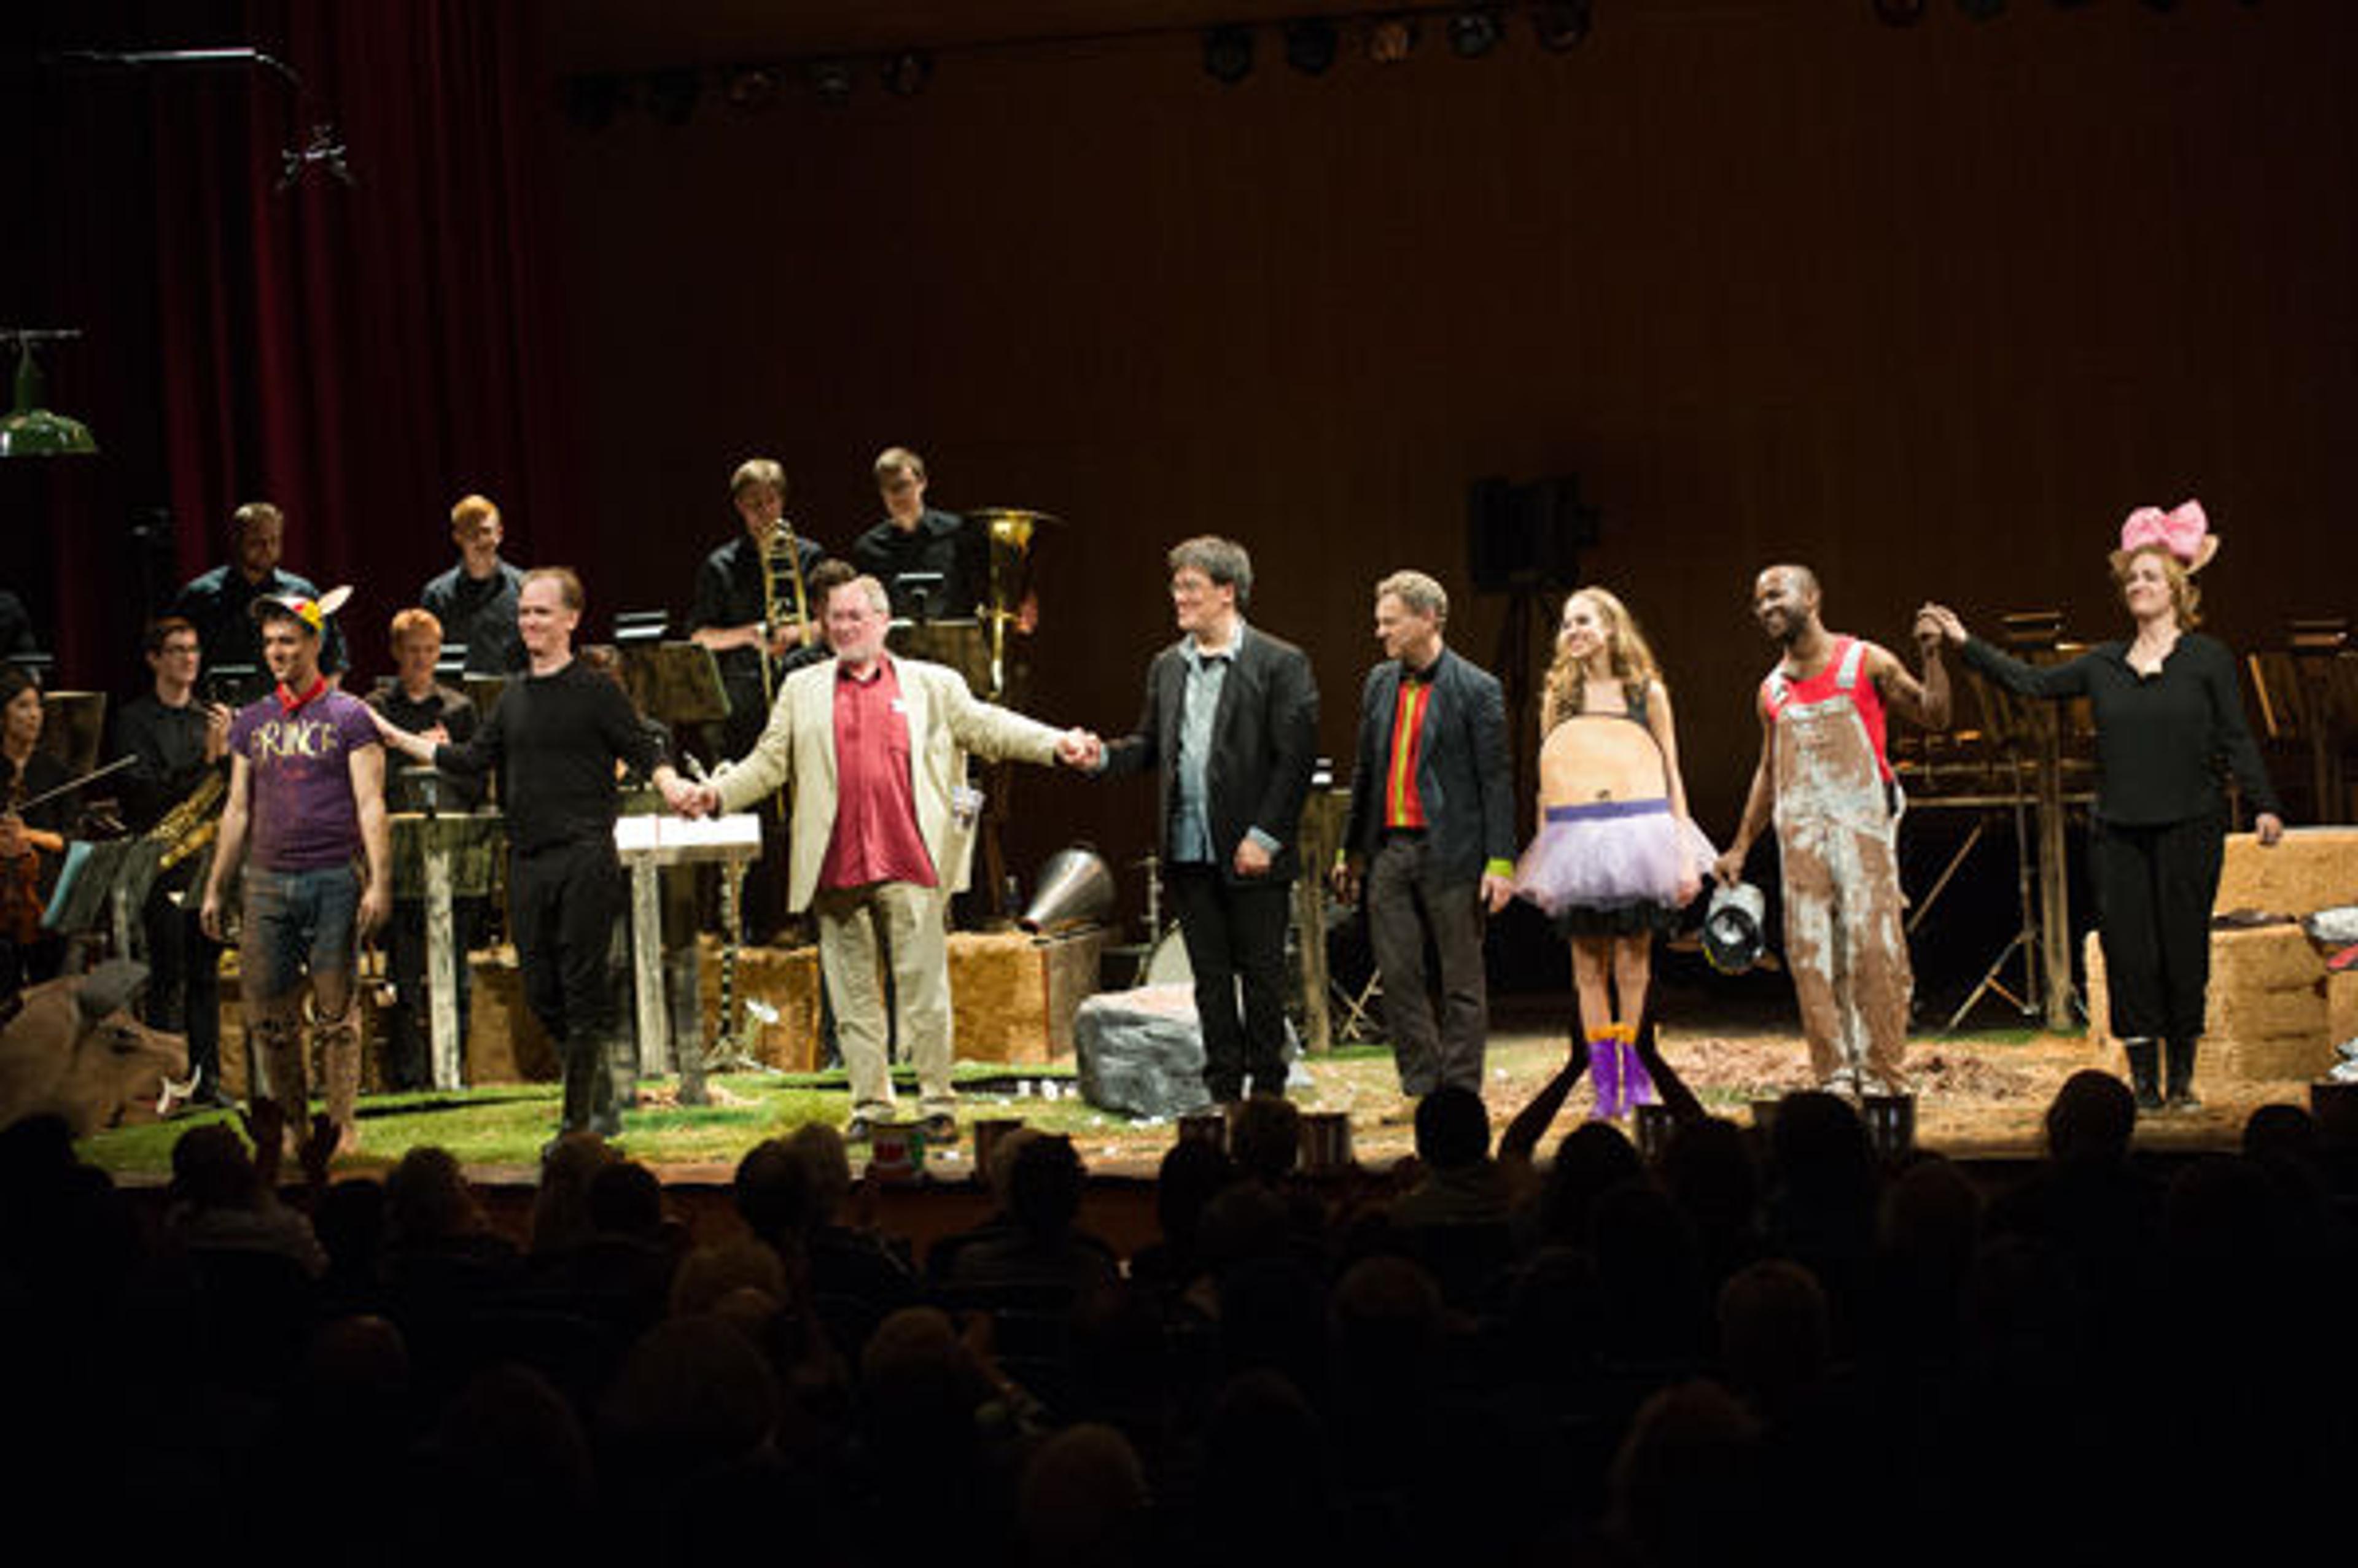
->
<box><xmin>811</xmin><ymin>880</ymin><xmax>955</xmax><ymax>1119</ymax></box>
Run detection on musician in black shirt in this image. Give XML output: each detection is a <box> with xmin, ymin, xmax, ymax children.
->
<box><xmin>419</xmin><ymin>494</ymin><xmax>527</xmax><ymax>675</ymax></box>
<box><xmin>111</xmin><ymin>617</ymin><xmax>233</xmax><ymax>1102</ymax></box>
<box><xmin>376</xmin><ymin>569</ymin><xmax>690</xmax><ymax>1141</ymax></box>
<box><xmin>851</xmin><ymin>446</ymin><xmax>987</xmax><ymax>621</ymax></box>
<box><xmin>366</xmin><ymin>608</ymin><xmax>486</xmax><ymax>1092</ymax></box>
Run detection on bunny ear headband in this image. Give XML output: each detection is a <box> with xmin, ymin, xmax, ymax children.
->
<box><xmin>2119</xmin><ymin>500</ymin><xmax>2217</xmax><ymax>573</ymax></box>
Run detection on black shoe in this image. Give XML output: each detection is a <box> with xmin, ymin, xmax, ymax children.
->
<box><xmin>844</xmin><ymin>1116</ymin><xmax>876</xmax><ymax>1145</ymax></box>
<box><xmin>2162</xmin><ymin>1037</ymin><xmax>2202</xmax><ymax>1112</ymax></box>
<box><xmin>920</xmin><ymin>1112</ymin><xmax>959</xmax><ymax>1144</ymax></box>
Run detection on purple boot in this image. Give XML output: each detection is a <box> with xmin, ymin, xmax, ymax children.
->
<box><xmin>1620</xmin><ymin>1033</ymin><xmax>1659</xmax><ymax>1109</ymax></box>
<box><xmin>1588</xmin><ymin>1035</ymin><xmax>1624</xmax><ymax>1120</ymax></box>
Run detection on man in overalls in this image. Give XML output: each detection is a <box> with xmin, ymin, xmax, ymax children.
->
<box><xmin>1715</xmin><ymin>566</ymin><xmax>1950</xmax><ymax>1095</ymax></box>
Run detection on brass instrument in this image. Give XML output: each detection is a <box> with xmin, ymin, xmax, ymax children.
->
<box><xmin>149</xmin><ymin>767</ymin><xmax>227</xmax><ymax>872</ymax></box>
<box><xmin>758</xmin><ymin>518</ymin><xmax>813</xmax><ymax>708</ymax></box>
<box><xmin>967</xmin><ymin>507</ymin><xmax>1060</xmax><ymax>702</ymax></box>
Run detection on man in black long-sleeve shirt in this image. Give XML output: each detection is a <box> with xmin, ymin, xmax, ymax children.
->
<box><xmin>375</xmin><ymin>569</ymin><xmax>689</xmax><ymax>1141</ymax></box>
<box><xmin>367</xmin><ymin>607</ymin><xmax>487</xmax><ymax>1092</ymax></box>
<box><xmin>111</xmin><ymin>616</ymin><xmax>233</xmax><ymax>1103</ymax></box>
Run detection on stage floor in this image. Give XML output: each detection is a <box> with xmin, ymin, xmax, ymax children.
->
<box><xmin>80</xmin><ymin>992</ymin><xmax>2322</xmax><ymax>1185</ymax></box>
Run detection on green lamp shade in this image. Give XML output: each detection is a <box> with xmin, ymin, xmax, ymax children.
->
<box><xmin>1</xmin><ymin>344</ymin><xmax>98</xmax><ymax>457</ymax></box>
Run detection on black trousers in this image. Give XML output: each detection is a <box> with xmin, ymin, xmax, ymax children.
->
<box><xmin>1169</xmin><ymin>864</ymin><xmax>1292</xmax><ymax>1101</ymax></box>
<box><xmin>2090</xmin><ymin>813</ymin><xmax>2224</xmax><ymax>1043</ymax></box>
<box><xmin>1364</xmin><ymin>834</ymin><xmax>1488</xmax><ymax>1096</ymax></box>
<box><xmin>140</xmin><ymin>890</ymin><xmax>222</xmax><ymax>1089</ymax></box>
<box><xmin>510</xmin><ymin>840</ymin><xmax>627</xmax><ymax>1047</ymax></box>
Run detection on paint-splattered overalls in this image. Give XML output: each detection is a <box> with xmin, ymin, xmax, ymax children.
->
<box><xmin>1764</xmin><ymin>636</ymin><xmax>1912</xmax><ymax>1094</ymax></box>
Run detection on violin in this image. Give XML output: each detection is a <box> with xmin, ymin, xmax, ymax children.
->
<box><xmin>0</xmin><ymin>771</ymin><xmax>64</xmax><ymax>947</ymax></box>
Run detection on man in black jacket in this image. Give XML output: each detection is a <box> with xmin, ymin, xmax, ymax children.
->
<box><xmin>1335</xmin><ymin>570</ymin><xmax>1516</xmax><ymax>1103</ymax></box>
<box><xmin>1099</xmin><ymin>536</ymin><xmax>1319</xmax><ymax>1105</ymax></box>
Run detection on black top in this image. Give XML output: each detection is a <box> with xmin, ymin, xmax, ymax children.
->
<box><xmin>1099</xmin><ymin>624</ymin><xmax>1322</xmax><ymax>887</ymax></box>
<box><xmin>368</xmin><ymin>681</ymin><xmax>486</xmax><ymax>810</ymax></box>
<box><xmin>432</xmin><ymin>661</ymin><xmax>666</xmax><ymax>856</ymax></box>
<box><xmin>1342</xmin><ymin>646</ymin><xmax>1517</xmax><ymax>884</ymax></box>
<box><xmin>1</xmin><ymin>748</ymin><xmax>70</xmax><ymax>833</ymax></box>
<box><xmin>850</xmin><ymin>509</ymin><xmax>986</xmax><ymax>621</ymax></box>
<box><xmin>169</xmin><ymin>564</ymin><xmax>349</xmax><ymax>688</ymax></box>
<box><xmin>1961</xmin><ymin>633</ymin><xmax>2282</xmax><ymax>826</ymax></box>
<box><xmin>421</xmin><ymin>559</ymin><xmax>527</xmax><ymax>675</ymax></box>
<box><xmin>689</xmin><ymin>531</ymin><xmax>828</xmax><ymax>721</ymax></box>
<box><xmin>110</xmin><ymin>690</ymin><xmax>223</xmax><ymax>831</ymax></box>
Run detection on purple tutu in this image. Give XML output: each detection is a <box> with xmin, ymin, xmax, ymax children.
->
<box><xmin>1515</xmin><ymin>799</ymin><xmax>1718</xmax><ymax>918</ymax></box>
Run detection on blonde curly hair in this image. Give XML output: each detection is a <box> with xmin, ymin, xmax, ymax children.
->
<box><xmin>1541</xmin><ymin>586</ymin><xmax>1663</xmax><ymax>732</ymax></box>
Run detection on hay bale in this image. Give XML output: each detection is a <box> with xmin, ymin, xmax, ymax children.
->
<box><xmin>2214</xmin><ymin>828</ymin><xmax>2358</xmax><ymax>916</ymax></box>
<box><xmin>694</xmin><ymin>936</ymin><xmax>821</xmax><ymax>1072</ymax></box>
<box><xmin>949</xmin><ymin>930</ymin><xmax>1049</xmax><ymax>1063</ymax></box>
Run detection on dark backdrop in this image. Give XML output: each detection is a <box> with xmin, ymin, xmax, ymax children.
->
<box><xmin>8</xmin><ymin>1</ymin><xmax>2354</xmax><ymax>992</ymax></box>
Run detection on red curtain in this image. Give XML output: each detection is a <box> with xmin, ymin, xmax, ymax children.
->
<box><xmin>140</xmin><ymin>0</ymin><xmax>574</xmax><ymax>683</ymax></box>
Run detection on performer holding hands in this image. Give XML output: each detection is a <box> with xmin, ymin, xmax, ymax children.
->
<box><xmin>1716</xmin><ymin>565</ymin><xmax>1949</xmax><ymax>1097</ymax></box>
<box><xmin>1921</xmin><ymin>500</ymin><xmax>2282</xmax><ymax>1112</ymax></box>
<box><xmin>1514</xmin><ymin>588</ymin><xmax>1713</xmax><ymax>1119</ymax></box>
<box><xmin>671</xmin><ymin>564</ymin><xmax>1101</xmax><ymax>1143</ymax></box>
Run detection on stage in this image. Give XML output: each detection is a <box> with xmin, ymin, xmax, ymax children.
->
<box><xmin>75</xmin><ymin>995</ymin><xmax>2325</xmax><ymax>1187</ymax></box>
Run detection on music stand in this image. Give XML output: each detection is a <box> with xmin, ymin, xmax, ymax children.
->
<box><xmin>462</xmin><ymin>674</ymin><xmax>508</xmax><ymax>721</ymax></box>
<box><xmin>617</xmin><ymin>641</ymin><xmax>728</xmax><ymax>728</ymax></box>
<box><xmin>45</xmin><ymin>838</ymin><xmax>163</xmax><ymax>952</ymax></box>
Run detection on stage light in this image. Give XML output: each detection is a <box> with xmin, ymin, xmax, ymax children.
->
<box><xmin>1203</xmin><ymin>25</ymin><xmax>1255</xmax><ymax>85</ymax></box>
<box><xmin>1447</xmin><ymin>9</ymin><xmax>1504</xmax><ymax>59</ymax></box>
<box><xmin>642</xmin><ymin>68</ymin><xmax>702</xmax><ymax>126</ymax></box>
<box><xmin>1366</xmin><ymin>16</ymin><xmax>1420</xmax><ymax>63</ymax></box>
<box><xmin>1531</xmin><ymin>1</ymin><xmax>1593</xmax><ymax>50</ymax></box>
<box><xmin>1956</xmin><ymin>0</ymin><xmax>2004</xmax><ymax>18</ymax></box>
<box><xmin>1283</xmin><ymin>18</ymin><xmax>1339</xmax><ymax>76</ymax></box>
<box><xmin>807</xmin><ymin>59</ymin><xmax>855</xmax><ymax>107</ymax></box>
<box><xmin>882</xmin><ymin>50</ymin><xmax>933</xmax><ymax>97</ymax></box>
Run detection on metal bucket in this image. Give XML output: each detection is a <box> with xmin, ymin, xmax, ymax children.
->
<box><xmin>1299</xmin><ymin>1110</ymin><xmax>1355</xmax><ymax>1173</ymax></box>
<box><xmin>1861</xmin><ymin>1093</ymin><xmax>1916</xmax><ymax>1160</ymax></box>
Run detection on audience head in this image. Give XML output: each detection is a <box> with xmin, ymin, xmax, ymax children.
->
<box><xmin>384</xmin><ymin>1146</ymin><xmax>482</xmax><ymax>1245</ymax></box>
<box><xmin>1007</xmin><ymin>1133</ymin><xmax>1086</xmax><ymax>1240</ymax></box>
<box><xmin>1412</xmin><ymin>1084</ymin><xmax>1491</xmax><ymax>1171</ymax></box>
<box><xmin>1018</xmin><ymin>1423</ymin><xmax>1150</xmax><ymax>1568</ymax></box>
<box><xmin>1229</xmin><ymin>1096</ymin><xmax>1302</xmax><ymax>1186</ymax></box>
<box><xmin>2044</xmin><ymin>1069</ymin><xmax>2136</xmax><ymax>1165</ymax></box>
<box><xmin>1716</xmin><ymin>1260</ymin><xmax>1831</xmax><ymax>1421</ymax></box>
<box><xmin>1154</xmin><ymin>1136</ymin><xmax>1234</xmax><ymax>1249</ymax></box>
<box><xmin>531</xmin><ymin>1131</ymin><xmax>618</xmax><ymax>1255</ymax></box>
<box><xmin>169</xmin><ymin>1122</ymin><xmax>263</xmax><ymax>1211</ymax></box>
<box><xmin>733</xmin><ymin>1136</ymin><xmax>816</xmax><ymax>1246</ymax></box>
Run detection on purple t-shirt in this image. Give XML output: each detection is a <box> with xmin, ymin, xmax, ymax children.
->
<box><xmin>228</xmin><ymin>688</ymin><xmax>381</xmax><ymax>871</ymax></box>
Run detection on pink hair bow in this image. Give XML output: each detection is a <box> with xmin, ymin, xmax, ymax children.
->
<box><xmin>2119</xmin><ymin>500</ymin><xmax>2211</xmax><ymax>564</ymax></box>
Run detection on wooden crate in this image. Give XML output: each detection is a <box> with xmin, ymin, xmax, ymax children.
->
<box><xmin>948</xmin><ymin>927</ymin><xmax>1108</xmax><ymax>1065</ymax></box>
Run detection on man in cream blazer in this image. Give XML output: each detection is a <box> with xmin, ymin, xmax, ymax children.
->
<box><xmin>678</xmin><ymin>567</ymin><xmax>1099</xmax><ymax>1139</ymax></box>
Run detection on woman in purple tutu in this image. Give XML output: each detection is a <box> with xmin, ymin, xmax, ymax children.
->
<box><xmin>1517</xmin><ymin>588</ymin><xmax>1715</xmax><ymax>1118</ymax></box>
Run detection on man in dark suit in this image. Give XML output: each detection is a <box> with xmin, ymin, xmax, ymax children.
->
<box><xmin>1334</xmin><ymin>570</ymin><xmax>1516</xmax><ymax>1104</ymax></box>
<box><xmin>1099</xmin><ymin>537</ymin><xmax>1320</xmax><ymax>1106</ymax></box>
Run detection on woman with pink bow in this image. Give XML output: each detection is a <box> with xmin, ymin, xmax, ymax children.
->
<box><xmin>1919</xmin><ymin>501</ymin><xmax>2284</xmax><ymax>1114</ymax></box>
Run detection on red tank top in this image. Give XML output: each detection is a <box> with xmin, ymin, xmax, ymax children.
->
<box><xmin>1761</xmin><ymin>635</ymin><xmax>1894</xmax><ymax>782</ymax></box>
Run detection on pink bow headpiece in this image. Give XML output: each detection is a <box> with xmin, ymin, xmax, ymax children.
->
<box><xmin>2119</xmin><ymin>500</ymin><xmax>2216</xmax><ymax>572</ymax></box>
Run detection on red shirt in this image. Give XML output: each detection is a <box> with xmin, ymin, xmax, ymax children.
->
<box><xmin>1385</xmin><ymin>669</ymin><xmax>1436</xmax><ymax>828</ymax></box>
<box><xmin>819</xmin><ymin>656</ymin><xmax>938</xmax><ymax>890</ymax></box>
<box><xmin>1764</xmin><ymin>635</ymin><xmax>1894</xmax><ymax>782</ymax></box>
